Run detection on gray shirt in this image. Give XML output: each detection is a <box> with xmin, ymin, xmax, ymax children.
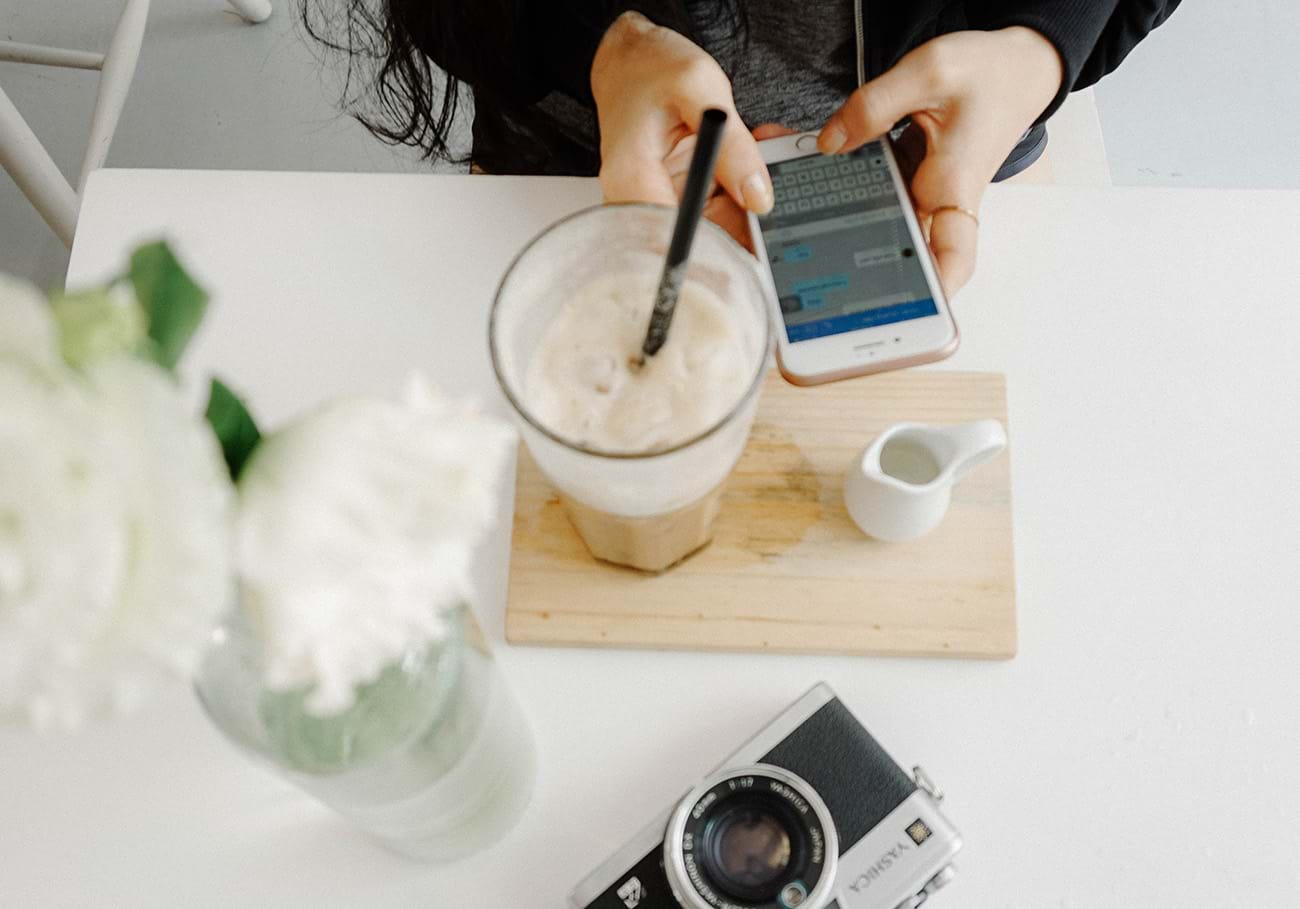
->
<box><xmin>539</xmin><ymin>2</ymin><xmax>859</xmax><ymax>152</ymax></box>
<box><xmin>696</xmin><ymin>0</ymin><xmax>859</xmax><ymax>131</ymax></box>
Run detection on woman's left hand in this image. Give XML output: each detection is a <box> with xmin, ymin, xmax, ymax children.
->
<box><xmin>819</xmin><ymin>27</ymin><xmax>1064</xmax><ymax>295</ymax></box>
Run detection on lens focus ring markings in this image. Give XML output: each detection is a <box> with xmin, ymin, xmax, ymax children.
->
<box><xmin>664</xmin><ymin>764</ymin><xmax>839</xmax><ymax>909</ymax></box>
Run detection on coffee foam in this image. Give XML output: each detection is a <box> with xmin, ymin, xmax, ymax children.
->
<box><xmin>524</xmin><ymin>267</ymin><xmax>758</xmax><ymax>454</ymax></box>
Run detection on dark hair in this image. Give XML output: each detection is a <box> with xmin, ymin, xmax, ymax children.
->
<box><xmin>301</xmin><ymin>0</ymin><xmax>462</xmax><ymax>162</ymax></box>
<box><xmin>300</xmin><ymin>0</ymin><xmax>745</xmax><ymax>165</ymax></box>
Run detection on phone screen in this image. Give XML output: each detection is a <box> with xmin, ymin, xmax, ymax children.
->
<box><xmin>757</xmin><ymin>141</ymin><xmax>938</xmax><ymax>344</ymax></box>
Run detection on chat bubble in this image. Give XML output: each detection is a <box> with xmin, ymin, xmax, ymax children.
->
<box><xmin>793</xmin><ymin>275</ymin><xmax>849</xmax><ymax>295</ymax></box>
<box><xmin>854</xmin><ymin>246</ymin><xmax>903</xmax><ymax>269</ymax></box>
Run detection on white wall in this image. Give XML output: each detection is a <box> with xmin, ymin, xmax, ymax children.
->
<box><xmin>1095</xmin><ymin>0</ymin><xmax>1300</xmax><ymax>189</ymax></box>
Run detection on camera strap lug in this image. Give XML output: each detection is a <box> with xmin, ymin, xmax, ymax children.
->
<box><xmin>912</xmin><ymin>765</ymin><xmax>943</xmax><ymax>803</ymax></box>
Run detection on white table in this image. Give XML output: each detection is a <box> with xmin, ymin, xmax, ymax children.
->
<box><xmin>7</xmin><ymin>171</ymin><xmax>1298</xmax><ymax>906</ymax></box>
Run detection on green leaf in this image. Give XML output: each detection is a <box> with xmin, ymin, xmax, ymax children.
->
<box><xmin>205</xmin><ymin>378</ymin><xmax>261</xmax><ymax>481</ymax></box>
<box><xmin>129</xmin><ymin>241</ymin><xmax>208</xmax><ymax>371</ymax></box>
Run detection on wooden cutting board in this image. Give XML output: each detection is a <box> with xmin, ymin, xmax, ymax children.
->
<box><xmin>504</xmin><ymin>370</ymin><xmax>1016</xmax><ymax>659</ymax></box>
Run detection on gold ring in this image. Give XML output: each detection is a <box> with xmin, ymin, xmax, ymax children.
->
<box><xmin>930</xmin><ymin>205</ymin><xmax>980</xmax><ymax>228</ymax></box>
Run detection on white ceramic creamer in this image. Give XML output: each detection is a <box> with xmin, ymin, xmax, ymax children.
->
<box><xmin>844</xmin><ymin>419</ymin><xmax>1007</xmax><ymax>542</ymax></box>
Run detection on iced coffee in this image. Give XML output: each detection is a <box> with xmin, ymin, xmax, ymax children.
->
<box><xmin>490</xmin><ymin>204</ymin><xmax>771</xmax><ymax>571</ymax></box>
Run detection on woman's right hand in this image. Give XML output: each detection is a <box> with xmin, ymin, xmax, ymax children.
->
<box><xmin>590</xmin><ymin>12</ymin><xmax>774</xmax><ymax>216</ymax></box>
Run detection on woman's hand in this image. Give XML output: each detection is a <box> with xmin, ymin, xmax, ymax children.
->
<box><xmin>819</xmin><ymin>27</ymin><xmax>1064</xmax><ymax>294</ymax></box>
<box><xmin>660</xmin><ymin>124</ymin><xmax>794</xmax><ymax>249</ymax></box>
<box><xmin>591</xmin><ymin>12</ymin><xmax>774</xmax><ymax>217</ymax></box>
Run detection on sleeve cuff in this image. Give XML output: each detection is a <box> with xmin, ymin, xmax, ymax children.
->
<box><xmin>966</xmin><ymin>3</ymin><xmax>1119</xmax><ymax>122</ymax></box>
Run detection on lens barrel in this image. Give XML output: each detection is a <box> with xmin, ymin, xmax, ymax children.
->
<box><xmin>664</xmin><ymin>764</ymin><xmax>838</xmax><ymax>909</ymax></box>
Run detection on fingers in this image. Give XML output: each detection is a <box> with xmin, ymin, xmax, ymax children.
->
<box><xmin>751</xmin><ymin>123</ymin><xmax>797</xmax><ymax>141</ymax></box>
<box><xmin>704</xmin><ymin>111</ymin><xmax>774</xmax><ymax>214</ymax></box>
<box><xmin>665</xmin><ymin>123</ymin><xmax>795</xmax><ymax>195</ymax></box>
<box><xmin>660</xmin><ymin>106</ymin><xmax>773</xmax><ymax>214</ymax></box>
<box><xmin>908</xmin><ymin>151</ymin><xmax>984</xmax><ymax>295</ymax></box>
<box><xmin>593</xmin><ymin>18</ymin><xmax>774</xmax><ymax>215</ymax></box>
<box><xmin>601</xmin><ymin>101</ymin><xmax>773</xmax><ymax>215</ymax></box>
<box><xmin>670</xmin><ymin>133</ymin><xmax>753</xmax><ymax>249</ymax></box>
<box><xmin>660</xmin><ymin>57</ymin><xmax>771</xmax><ymax>212</ymax></box>
<box><xmin>819</xmin><ymin>42</ymin><xmax>949</xmax><ymax>154</ymax></box>
<box><xmin>927</xmin><ymin>208</ymin><xmax>977</xmax><ymax>295</ymax></box>
<box><xmin>703</xmin><ymin>193</ymin><xmax>754</xmax><ymax>252</ymax></box>
<box><xmin>700</xmin><ymin>119</ymin><xmax>803</xmax><ymax>243</ymax></box>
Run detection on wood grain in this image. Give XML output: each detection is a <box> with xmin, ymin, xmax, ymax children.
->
<box><xmin>504</xmin><ymin>370</ymin><xmax>1016</xmax><ymax>659</ymax></box>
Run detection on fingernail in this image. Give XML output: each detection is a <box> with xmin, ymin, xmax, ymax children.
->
<box><xmin>818</xmin><ymin>123</ymin><xmax>847</xmax><ymax>155</ymax></box>
<box><xmin>742</xmin><ymin>172</ymin><xmax>774</xmax><ymax>214</ymax></box>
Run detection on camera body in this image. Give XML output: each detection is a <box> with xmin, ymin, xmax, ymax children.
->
<box><xmin>571</xmin><ymin>684</ymin><xmax>960</xmax><ymax>909</ymax></box>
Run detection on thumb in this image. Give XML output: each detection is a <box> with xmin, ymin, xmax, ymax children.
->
<box><xmin>694</xmin><ymin>108</ymin><xmax>773</xmax><ymax>214</ymax></box>
<box><xmin>818</xmin><ymin>46</ymin><xmax>939</xmax><ymax>154</ymax></box>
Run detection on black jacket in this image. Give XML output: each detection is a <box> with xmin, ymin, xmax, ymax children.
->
<box><xmin>407</xmin><ymin>1</ymin><xmax>1181</xmax><ymax>174</ymax></box>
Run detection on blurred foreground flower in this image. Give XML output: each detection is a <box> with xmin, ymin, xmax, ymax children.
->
<box><xmin>235</xmin><ymin>378</ymin><xmax>514</xmax><ymax>715</ymax></box>
<box><xmin>0</xmin><ymin>249</ymin><xmax>231</xmax><ymax>731</ymax></box>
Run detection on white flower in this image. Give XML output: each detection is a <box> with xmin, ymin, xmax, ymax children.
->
<box><xmin>0</xmin><ymin>275</ymin><xmax>58</xmax><ymax>369</ymax></box>
<box><xmin>236</xmin><ymin>376</ymin><xmax>515</xmax><ymax>715</ymax></box>
<box><xmin>0</xmin><ymin>282</ymin><xmax>231</xmax><ymax>732</ymax></box>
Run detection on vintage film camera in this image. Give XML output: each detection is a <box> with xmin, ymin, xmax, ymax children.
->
<box><xmin>571</xmin><ymin>684</ymin><xmax>960</xmax><ymax>909</ymax></box>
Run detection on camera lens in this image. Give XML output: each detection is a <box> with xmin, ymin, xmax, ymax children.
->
<box><xmin>664</xmin><ymin>764</ymin><xmax>838</xmax><ymax>909</ymax></box>
<box><xmin>703</xmin><ymin>799</ymin><xmax>794</xmax><ymax>898</ymax></box>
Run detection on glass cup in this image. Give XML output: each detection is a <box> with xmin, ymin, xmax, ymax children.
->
<box><xmin>489</xmin><ymin>204</ymin><xmax>772</xmax><ymax>572</ymax></box>
<box><xmin>194</xmin><ymin>604</ymin><xmax>536</xmax><ymax>862</ymax></box>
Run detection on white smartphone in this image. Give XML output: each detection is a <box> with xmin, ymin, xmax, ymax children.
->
<box><xmin>747</xmin><ymin>132</ymin><xmax>959</xmax><ymax>386</ymax></box>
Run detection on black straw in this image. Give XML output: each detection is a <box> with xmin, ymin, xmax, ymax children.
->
<box><xmin>639</xmin><ymin>108</ymin><xmax>729</xmax><ymax>362</ymax></box>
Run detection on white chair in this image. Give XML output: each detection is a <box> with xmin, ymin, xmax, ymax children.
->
<box><xmin>0</xmin><ymin>1</ymin><xmax>271</xmax><ymax>247</ymax></box>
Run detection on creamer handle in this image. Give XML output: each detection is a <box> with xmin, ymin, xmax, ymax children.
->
<box><xmin>946</xmin><ymin>419</ymin><xmax>1008</xmax><ymax>481</ymax></box>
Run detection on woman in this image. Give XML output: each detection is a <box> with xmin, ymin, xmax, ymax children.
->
<box><xmin>305</xmin><ymin>1</ymin><xmax>1179</xmax><ymax>292</ymax></box>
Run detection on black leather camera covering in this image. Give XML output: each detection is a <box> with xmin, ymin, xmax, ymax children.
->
<box><xmin>580</xmin><ymin>697</ymin><xmax>917</xmax><ymax>908</ymax></box>
<box><xmin>759</xmin><ymin>698</ymin><xmax>917</xmax><ymax>849</ymax></box>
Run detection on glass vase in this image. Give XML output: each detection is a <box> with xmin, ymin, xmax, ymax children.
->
<box><xmin>194</xmin><ymin>604</ymin><xmax>536</xmax><ymax>861</ymax></box>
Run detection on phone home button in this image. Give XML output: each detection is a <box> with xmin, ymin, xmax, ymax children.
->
<box><xmin>795</xmin><ymin>133</ymin><xmax>820</xmax><ymax>152</ymax></box>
